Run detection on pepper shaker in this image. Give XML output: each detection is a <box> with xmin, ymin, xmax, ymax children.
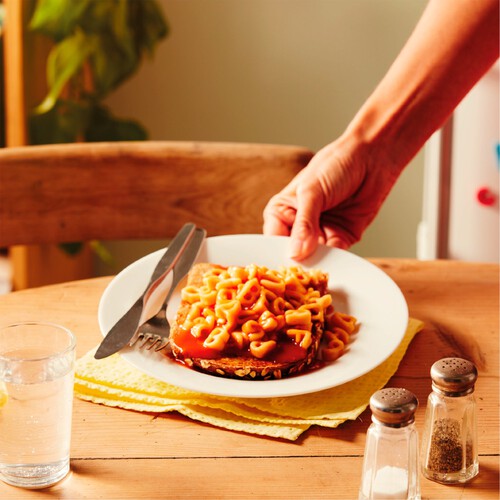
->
<box><xmin>421</xmin><ymin>357</ymin><xmax>479</xmax><ymax>484</ymax></box>
<box><xmin>359</xmin><ymin>388</ymin><xmax>421</xmax><ymax>500</ymax></box>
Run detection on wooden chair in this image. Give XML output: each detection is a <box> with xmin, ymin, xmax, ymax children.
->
<box><xmin>0</xmin><ymin>141</ymin><xmax>312</xmax><ymax>287</ymax></box>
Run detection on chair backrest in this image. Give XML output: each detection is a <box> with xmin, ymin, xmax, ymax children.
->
<box><xmin>0</xmin><ymin>141</ymin><xmax>312</xmax><ymax>247</ymax></box>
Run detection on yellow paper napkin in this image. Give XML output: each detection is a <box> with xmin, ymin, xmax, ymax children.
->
<box><xmin>75</xmin><ymin>318</ymin><xmax>423</xmax><ymax>441</ymax></box>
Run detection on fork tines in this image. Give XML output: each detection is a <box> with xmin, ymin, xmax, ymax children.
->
<box><xmin>130</xmin><ymin>333</ymin><xmax>169</xmax><ymax>352</ymax></box>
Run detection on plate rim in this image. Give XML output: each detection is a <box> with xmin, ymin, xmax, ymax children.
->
<box><xmin>97</xmin><ymin>234</ymin><xmax>409</xmax><ymax>398</ymax></box>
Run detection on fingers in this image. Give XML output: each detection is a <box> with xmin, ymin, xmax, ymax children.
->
<box><xmin>263</xmin><ymin>195</ymin><xmax>297</xmax><ymax>237</ymax></box>
<box><xmin>263</xmin><ymin>138</ymin><xmax>369</xmax><ymax>258</ymax></box>
<box><xmin>322</xmin><ymin>212</ymin><xmax>364</xmax><ymax>250</ymax></box>
<box><xmin>325</xmin><ymin>233</ymin><xmax>350</xmax><ymax>250</ymax></box>
<box><xmin>289</xmin><ymin>184</ymin><xmax>323</xmax><ymax>260</ymax></box>
<box><xmin>262</xmin><ymin>210</ymin><xmax>293</xmax><ymax>237</ymax></box>
<box><xmin>262</xmin><ymin>185</ymin><xmax>323</xmax><ymax>260</ymax></box>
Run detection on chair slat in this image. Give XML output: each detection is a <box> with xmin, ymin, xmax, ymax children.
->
<box><xmin>0</xmin><ymin>141</ymin><xmax>312</xmax><ymax>246</ymax></box>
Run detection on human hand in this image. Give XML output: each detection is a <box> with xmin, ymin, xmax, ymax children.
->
<box><xmin>264</xmin><ymin>0</ymin><xmax>499</xmax><ymax>262</ymax></box>
<box><xmin>263</xmin><ymin>136</ymin><xmax>402</xmax><ymax>260</ymax></box>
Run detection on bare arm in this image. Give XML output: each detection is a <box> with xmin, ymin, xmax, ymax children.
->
<box><xmin>351</xmin><ymin>0</ymin><xmax>499</xmax><ymax>168</ymax></box>
<box><xmin>263</xmin><ymin>0</ymin><xmax>499</xmax><ymax>259</ymax></box>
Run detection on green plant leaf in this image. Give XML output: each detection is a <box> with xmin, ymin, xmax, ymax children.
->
<box><xmin>79</xmin><ymin>0</ymin><xmax>116</xmax><ymax>33</ymax></box>
<box><xmin>133</xmin><ymin>0</ymin><xmax>169</xmax><ymax>55</ymax></box>
<box><xmin>30</xmin><ymin>0</ymin><xmax>91</xmax><ymax>41</ymax></box>
<box><xmin>29</xmin><ymin>99</ymin><xmax>91</xmax><ymax>144</ymax></box>
<box><xmin>83</xmin><ymin>1</ymin><xmax>138</xmax><ymax>96</ymax></box>
<box><xmin>84</xmin><ymin>104</ymin><xmax>148</xmax><ymax>142</ymax></box>
<box><xmin>35</xmin><ymin>29</ymin><xmax>96</xmax><ymax>114</ymax></box>
<box><xmin>59</xmin><ymin>242</ymin><xmax>84</xmax><ymax>256</ymax></box>
<box><xmin>89</xmin><ymin>32</ymin><xmax>137</xmax><ymax>97</ymax></box>
<box><xmin>89</xmin><ymin>240</ymin><xmax>115</xmax><ymax>266</ymax></box>
<box><xmin>87</xmin><ymin>0</ymin><xmax>168</xmax><ymax>96</ymax></box>
<box><xmin>29</xmin><ymin>0</ymin><xmax>166</xmax><ymax>135</ymax></box>
<box><xmin>109</xmin><ymin>0</ymin><xmax>136</xmax><ymax>63</ymax></box>
<box><xmin>29</xmin><ymin>106</ymin><xmax>72</xmax><ymax>144</ymax></box>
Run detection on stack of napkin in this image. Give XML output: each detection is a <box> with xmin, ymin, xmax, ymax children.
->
<box><xmin>75</xmin><ymin>318</ymin><xmax>423</xmax><ymax>441</ymax></box>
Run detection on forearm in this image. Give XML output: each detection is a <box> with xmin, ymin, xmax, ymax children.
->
<box><xmin>344</xmin><ymin>0</ymin><xmax>499</xmax><ymax>173</ymax></box>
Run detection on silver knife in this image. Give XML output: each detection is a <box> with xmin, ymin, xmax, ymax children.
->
<box><xmin>94</xmin><ymin>223</ymin><xmax>197</xmax><ymax>359</ymax></box>
<box><xmin>139</xmin><ymin>227</ymin><xmax>207</xmax><ymax>326</ymax></box>
<box><xmin>130</xmin><ymin>226</ymin><xmax>207</xmax><ymax>342</ymax></box>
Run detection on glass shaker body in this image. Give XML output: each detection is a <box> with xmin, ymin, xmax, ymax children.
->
<box><xmin>421</xmin><ymin>358</ymin><xmax>479</xmax><ymax>484</ymax></box>
<box><xmin>360</xmin><ymin>421</ymin><xmax>420</xmax><ymax>499</ymax></box>
<box><xmin>359</xmin><ymin>388</ymin><xmax>421</xmax><ymax>500</ymax></box>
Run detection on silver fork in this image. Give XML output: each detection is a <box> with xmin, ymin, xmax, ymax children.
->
<box><xmin>129</xmin><ymin>261</ymin><xmax>180</xmax><ymax>352</ymax></box>
<box><xmin>129</xmin><ymin>301</ymin><xmax>170</xmax><ymax>351</ymax></box>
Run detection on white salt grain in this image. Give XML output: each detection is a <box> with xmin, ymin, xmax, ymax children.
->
<box><xmin>362</xmin><ymin>465</ymin><xmax>409</xmax><ymax>499</ymax></box>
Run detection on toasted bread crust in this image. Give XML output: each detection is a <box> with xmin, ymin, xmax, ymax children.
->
<box><xmin>169</xmin><ymin>263</ymin><xmax>325</xmax><ymax>380</ymax></box>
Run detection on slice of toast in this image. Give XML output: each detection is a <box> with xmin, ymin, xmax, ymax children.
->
<box><xmin>169</xmin><ymin>263</ymin><xmax>327</xmax><ymax>380</ymax></box>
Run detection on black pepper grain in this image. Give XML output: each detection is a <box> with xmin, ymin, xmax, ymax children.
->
<box><xmin>426</xmin><ymin>418</ymin><xmax>472</xmax><ymax>474</ymax></box>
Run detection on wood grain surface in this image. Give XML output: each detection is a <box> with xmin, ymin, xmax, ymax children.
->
<box><xmin>0</xmin><ymin>141</ymin><xmax>312</xmax><ymax>247</ymax></box>
<box><xmin>0</xmin><ymin>259</ymin><xmax>497</xmax><ymax>498</ymax></box>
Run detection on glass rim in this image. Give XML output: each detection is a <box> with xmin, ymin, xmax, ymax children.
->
<box><xmin>0</xmin><ymin>321</ymin><xmax>76</xmax><ymax>362</ymax></box>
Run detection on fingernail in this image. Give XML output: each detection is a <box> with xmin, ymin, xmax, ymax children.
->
<box><xmin>289</xmin><ymin>238</ymin><xmax>304</xmax><ymax>259</ymax></box>
<box><xmin>331</xmin><ymin>237</ymin><xmax>349</xmax><ymax>250</ymax></box>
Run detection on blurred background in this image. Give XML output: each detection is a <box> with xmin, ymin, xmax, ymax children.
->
<box><xmin>102</xmin><ymin>0</ymin><xmax>426</xmax><ymax>270</ymax></box>
<box><xmin>2</xmin><ymin>0</ymin><xmax>497</xmax><ymax>290</ymax></box>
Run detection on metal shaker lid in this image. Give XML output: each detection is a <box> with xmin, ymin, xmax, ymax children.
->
<box><xmin>430</xmin><ymin>357</ymin><xmax>478</xmax><ymax>396</ymax></box>
<box><xmin>370</xmin><ymin>388</ymin><xmax>418</xmax><ymax>427</ymax></box>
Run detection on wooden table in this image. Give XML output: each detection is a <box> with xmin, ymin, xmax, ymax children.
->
<box><xmin>0</xmin><ymin>259</ymin><xmax>498</xmax><ymax>499</ymax></box>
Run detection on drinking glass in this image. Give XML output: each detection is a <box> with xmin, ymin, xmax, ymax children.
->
<box><xmin>0</xmin><ymin>322</ymin><xmax>76</xmax><ymax>489</ymax></box>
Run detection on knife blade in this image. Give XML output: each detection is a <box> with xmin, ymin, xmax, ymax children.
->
<box><xmin>137</xmin><ymin>226</ymin><xmax>207</xmax><ymax>331</ymax></box>
<box><xmin>94</xmin><ymin>222</ymin><xmax>197</xmax><ymax>359</ymax></box>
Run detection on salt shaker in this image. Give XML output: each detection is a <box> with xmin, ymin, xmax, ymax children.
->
<box><xmin>359</xmin><ymin>388</ymin><xmax>421</xmax><ymax>500</ymax></box>
<box><xmin>421</xmin><ymin>357</ymin><xmax>479</xmax><ymax>484</ymax></box>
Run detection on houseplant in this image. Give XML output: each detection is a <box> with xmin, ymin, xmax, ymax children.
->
<box><xmin>29</xmin><ymin>0</ymin><xmax>168</xmax><ymax>145</ymax></box>
<box><xmin>27</xmin><ymin>0</ymin><xmax>168</xmax><ymax>259</ymax></box>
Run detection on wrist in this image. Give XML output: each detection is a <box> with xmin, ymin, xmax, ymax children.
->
<box><xmin>338</xmin><ymin>103</ymin><xmax>408</xmax><ymax>180</ymax></box>
<box><xmin>340</xmin><ymin>0</ymin><xmax>499</xmax><ymax>179</ymax></box>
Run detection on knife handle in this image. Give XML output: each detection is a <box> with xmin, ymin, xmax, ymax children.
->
<box><xmin>163</xmin><ymin>228</ymin><xmax>206</xmax><ymax>305</ymax></box>
<box><xmin>137</xmin><ymin>227</ymin><xmax>206</xmax><ymax>328</ymax></box>
<box><xmin>149</xmin><ymin>223</ymin><xmax>196</xmax><ymax>284</ymax></box>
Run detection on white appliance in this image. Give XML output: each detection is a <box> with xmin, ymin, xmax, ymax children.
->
<box><xmin>418</xmin><ymin>62</ymin><xmax>499</xmax><ymax>262</ymax></box>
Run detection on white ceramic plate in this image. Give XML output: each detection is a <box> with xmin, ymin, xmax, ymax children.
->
<box><xmin>98</xmin><ymin>235</ymin><xmax>408</xmax><ymax>398</ymax></box>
